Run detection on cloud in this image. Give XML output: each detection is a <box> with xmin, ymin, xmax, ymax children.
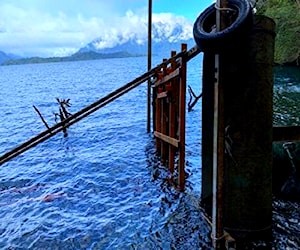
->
<box><xmin>0</xmin><ymin>3</ymin><xmax>97</xmax><ymax>56</ymax></box>
<box><xmin>92</xmin><ymin>11</ymin><xmax>193</xmax><ymax>50</ymax></box>
<box><xmin>152</xmin><ymin>13</ymin><xmax>193</xmax><ymax>41</ymax></box>
<box><xmin>0</xmin><ymin>2</ymin><xmax>193</xmax><ymax>57</ymax></box>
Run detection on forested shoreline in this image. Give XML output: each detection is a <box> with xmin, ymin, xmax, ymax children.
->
<box><xmin>257</xmin><ymin>0</ymin><xmax>300</xmax><ymax>65</ymax></box>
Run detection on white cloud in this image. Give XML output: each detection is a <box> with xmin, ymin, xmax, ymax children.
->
<box><xmin>92</xmin><ymin>11</ymin><xmax>193</xmax><ymax>50</ymax></box>
<box><xmin>0</xmin><ymin>3</ymin><xmax>193</xmax><ymax>57</ymax></box>
<box><xmin>152</xmin><ymin>13</ymin><xmax>193</xmax><ymax>41</ymax></box>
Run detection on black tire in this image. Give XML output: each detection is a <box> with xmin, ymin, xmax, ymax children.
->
<box><xmin>193</xmin><ymin>0</ymin><xmax>252</xmax><ymax>52</ymax></box>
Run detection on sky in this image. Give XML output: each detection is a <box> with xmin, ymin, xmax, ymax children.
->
<box><xmin>0</xmin><ymin>0</ymin><xmax>212</xmax><ymax>57</ymax></box>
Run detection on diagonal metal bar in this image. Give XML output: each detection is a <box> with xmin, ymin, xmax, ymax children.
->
<box><xmin>0</xmin><ymin>45</ymin><xmax>200</xmax><ymax>166</ymax></box>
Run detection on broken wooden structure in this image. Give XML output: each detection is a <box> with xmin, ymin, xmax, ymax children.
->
<box><xmin>152</xmin><ymin>44</ymin><xmax>187</xmax><ymax>190</ymax></box>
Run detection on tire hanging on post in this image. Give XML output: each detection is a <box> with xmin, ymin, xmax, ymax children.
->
<box><xmin>193</xmin><ymin>0</ymin><xmax>252</xmax><ymax>53</ymax></box>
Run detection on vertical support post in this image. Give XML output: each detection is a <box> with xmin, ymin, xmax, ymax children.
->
<box><xmin>212</xmin><ymin>0</ymin><xmax>227</xmax><ymax>249</ymax></box>
<box><xmin>152</xmin><ymin>78</ymin><xmax>157</xmax><ymax>132</ymax></box>
<box><xmin>212</xmin><ymin>55</ymin><xmax>225</xmax><ymax>248</ymax></box>
<box><xmin>168</xmin><ymin>51</ymin><xmax>177</xmax><ymax>174</ymax></box>
<box><xmin>222</xmin><ymin>15</ymin><xmax>275</xmax><ymax>243</ymax></box>
<box><xmin>161</xmin><ymin>59</ymin><xmax>168</xmax><ymax>162</ymax></box>
<box><xmin>201</xmin><ymin>52</ymin><xmax>215</xmax><ymax>213</ymax></box>
<box><xmin>212</xmin><ymin>1</ymin><xmax>227</xmax><ymax>248</ymax></box>
<box><xmin>178</xmin><ymin>43</ymin><xmax>187</xmax><ymax>190</ymax></box>
<box><xmin>156</xmin><ymin>82</ymin><xmax>162</xmax><ymax>152</ymax></box>
<box><xmin>147</xmin><ymin>0</ymin><xmax>152</xmax><ymax>133</ymax></box>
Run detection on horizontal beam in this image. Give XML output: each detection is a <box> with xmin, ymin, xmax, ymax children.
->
<box><xmin>185</xmin><ymin>45</ymin><xmax>201</xmax><ymax>61</ymax></box>
<box><xmin>154</xmin><ymin>131</ymin><xmax>179</xmax><ymax>148</ymax></box>
<box><xmin>154</xmin><ymin>68</ymin><xmax>180</xmax><ymax>87</ymax></box>
<box><xmin>273</xmin><ymin>126</ymin><xmax>300</xmax><ymax>142</ymax></box>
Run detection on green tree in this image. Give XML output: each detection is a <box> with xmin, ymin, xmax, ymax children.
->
<box><xmin>257</xmin><ymin>0</ymin><xmax>300</xmax><ymax>65</ymax></box>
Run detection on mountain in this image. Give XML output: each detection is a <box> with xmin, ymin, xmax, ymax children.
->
<box><xmin>0</xmin><ymin>51</ymin><xmax>21</xmax><ymax>64</ymax></box>
<box><xmin>78</xmin><ymin>38</ymin><xmax>195</xmax><ymax>58</ymax></box>
<box><xmin>77</xmin><ymin>21</ymin><xmax>196</xmax><ymax>58</ymax></box>
<box><xmin>2</xmin><ymin>51</ymin><xmax>141</xmax><ymax>66</ymax></box>
<box><xmin>2</xmin><ymin>19</ymin><xmax>196</xmax><ymax>66</ymax></box>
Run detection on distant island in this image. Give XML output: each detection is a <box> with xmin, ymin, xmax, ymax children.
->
<box><xmin>1</xmin><ymin>51</ymin><xmax>145</xmax><ymax>66</ymax></box>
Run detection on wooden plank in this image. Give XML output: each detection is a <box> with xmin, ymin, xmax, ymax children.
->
<box><xmin>155</xmin><ymin>98</ymin><xmax>161</xmax><ymax>151</ymax></box>
<box><xmin>160</xmin><ymin>60</ymin><xmax>168</xmax><ymax>162</ymax></box>
<box><xmin>154</xmin><ymin>68</ymin><xmax>180</xmax><ymax>87</ymax></box>
<box><xmin>186</xmin><ymin>45</ymin><xmax>201</xmax><ymax>61</ymax></box>
<box><xmin>157</xmin><ymin>91</ymin><xmax>168</xmax><ymax>99</ymax></box>
<box><xmin>154</xmin><ymin>131</ymin><xmax>179</xmax><ymax>148</ymax></box>
<box><xmin>273</xmin><ymin>126</ymin><xmax>300</xmax><ymax>142</ymax></box>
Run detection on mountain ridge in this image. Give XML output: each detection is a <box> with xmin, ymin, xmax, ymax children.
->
<box><xmin>1</xmin><ymin>19</ymin><xmax>195</xmax><ymax>66</ymax></box>
<box><xmin>0</xmin><ymin>51</ymin><xmax>21</xmax><ymax>64</ymax></box>
<box><xmin>1</xmin><ymin>51</ymin><xmax>145</xmax><ymax>66</ymax></box>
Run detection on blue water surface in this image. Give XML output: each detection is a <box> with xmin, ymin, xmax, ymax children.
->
<box><xmin>0</xmin><ymin>56</ymin><xmax>299</xmax><ymax>249</ymax></box>
<box><xmin>0</xmin><ymin>55</ymin><xmax>213</xmax><ymax>249</ymax></box>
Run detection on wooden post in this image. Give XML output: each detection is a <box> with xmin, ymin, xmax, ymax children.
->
<box><xmin>160</xmin><ymin>59</ymin><xmax>168</xmax><ymax>162</ymax></box>
<box><xmin>152</xmin><ymin>79</ymin><xmax>157</xmax><ymax>132</ymax></box>
<box><xmin>156</xmin><ymin>82</ymin><xmax>162</xmax><ymax>152</ymax></box>
<box><xmin>178</xmin><ymin>43</ymin><xmax>187</xmax><ymax>190</ymax></box>
<box><xmin>168</xmin><ymin>51</ymin><xmax>177</xmax><ymax>174</ymax></box>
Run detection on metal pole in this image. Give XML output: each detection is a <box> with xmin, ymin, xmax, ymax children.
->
<box><xmin>147</xmin><ymin>0</ymin><xmax>152</xmax><ymax>133</ymax></box>
<box><xmin>212</xmin><ymin>0</ymin><xmax>227</xmax><ymax>248</ymax></box>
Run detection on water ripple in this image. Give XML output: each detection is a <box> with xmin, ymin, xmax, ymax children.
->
<box><xmin>0</xmin><ymin>59</ymin><xmax>299</xmax><ymax>249</ymax></box>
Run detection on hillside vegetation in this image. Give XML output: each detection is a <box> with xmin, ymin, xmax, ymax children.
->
<box><xmin>257</xmin><ymin>0</ymin><xmax>300</xmax><ymax>65</ymax></box>
<box><xmin>1</xmin><ymin>51</ymin><xmax>142</xmax><ymax>66</ymax></box>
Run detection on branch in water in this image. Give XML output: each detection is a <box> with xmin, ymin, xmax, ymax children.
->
<box><xmin>188</xmin><ymin>85</ymin><xmax>202</xmax><ymax>112</ymax></box>
<box><xmin>33</xmin><ymin>105</ymin><xmax>51</xmax><ymax>130</ymax></box>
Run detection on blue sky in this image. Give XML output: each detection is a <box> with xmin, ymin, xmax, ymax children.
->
<box><xmin>0</xmin><ymin>0</ymin><xmax>212</xmax><ymax>57</ymax></box>
<box><xmin>153</xmin><ymin>0</ymin><xmax>212</xmax><ymax>21</ymax></box>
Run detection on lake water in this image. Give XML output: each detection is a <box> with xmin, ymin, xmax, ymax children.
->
<box><xmin>0</xmin><ymin>56</ymin><xmax>299</xmax><ymax>249</ymax></box>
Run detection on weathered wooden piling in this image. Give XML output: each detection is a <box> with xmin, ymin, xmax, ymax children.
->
<box><xmin>201</xmin><ymin>15</ymin><xmax>276</xmax><ymax>243</ymax></box>
<box><xmin>223</xmin><ymin>15</ymin><xmax>275</xmax><ymax>241</ymax></box>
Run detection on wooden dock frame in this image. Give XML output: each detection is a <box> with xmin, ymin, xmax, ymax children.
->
<box><xmin>152</xmin><ymin>43</ymin><xmax>188</xmax><ymax>190</ymax></box>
